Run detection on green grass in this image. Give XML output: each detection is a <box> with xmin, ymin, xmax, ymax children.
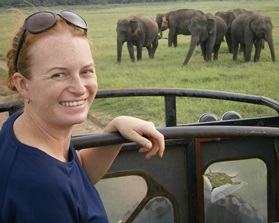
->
<box><xmin>0</xmin><ymin>1</ymin><xmax>279</xmax><ymax>126</ymax></box>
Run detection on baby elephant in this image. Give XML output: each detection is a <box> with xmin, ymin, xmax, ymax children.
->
<box><xmin>231</xmin><ymin>12</ymin><xmax>276</xmax><ymax>62</ymax></box>
<box><xmin>183</xmin><ymin>13</ymin><xmax>227</xmax><ymax>66</ymax></box>
<box><xmin>116</xmin><ymin>14</ymin><xmax>159</xmax><ymax>63</ymax></box>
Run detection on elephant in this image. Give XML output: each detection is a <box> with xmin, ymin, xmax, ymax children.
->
<box><xmin>155</xmin><ymin>9</ymin><xmax>204</xmax><ymax>47</ymax></box>
<box><xmin>116</xmin><ymin>14</ymin><xmax>159</xmax><ymax>63</ymax></box>
<box><xmin>215</xmin><ymin>8</ymin><xmax>251</xmax><ymax>53</ymax></box>
<box><xmin>183</xmin><ymin>13</ymin><xmax>228</xmax><ymax>66</ymax></box>
<box><xmin>231</xmin><ymin>12</ymin><xmax>276</xmax><ymax>62</ymax></box>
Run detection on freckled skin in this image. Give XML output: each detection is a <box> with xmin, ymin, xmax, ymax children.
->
<box><xmin>25</xmin><ymin>31</ymin><xmax>97</xmax><ymax>130</ymax></box>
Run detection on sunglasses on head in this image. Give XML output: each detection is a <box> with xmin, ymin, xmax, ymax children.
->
<box><xmin>14</xmin><ymin>10</ymin><xmax>88</xmax><ymax>72</ymax></box>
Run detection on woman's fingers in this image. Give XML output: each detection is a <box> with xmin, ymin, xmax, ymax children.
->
<box><xmin>106</xmin><ymin>116</ymin><xmax>165</xmax><ymax>159</ymax></box>
<box><xmin>138</xmin><ymin>133</ymin><xmax>165</xmax><ymax>159</ymax></box>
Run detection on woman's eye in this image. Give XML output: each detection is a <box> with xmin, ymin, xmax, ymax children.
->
<box><xmin>52</xmin><ymin>73</ymin><xmax>68</xmax><ymax>80</ymax></box>
<box><xmin>52</xmin><ymin>73</ymin><xmax>65</xmax><ymax>79</ymax></box>
<box><xmin>82</xmin><ymin>69</ymin><xmax>94</xmax><ymax>76</ymax></box>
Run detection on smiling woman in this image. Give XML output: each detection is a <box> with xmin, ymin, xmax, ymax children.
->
<box><xmin>0</xmin><ymin>9</ymin><xmax>165</xmax><ymax>223</ymax></box>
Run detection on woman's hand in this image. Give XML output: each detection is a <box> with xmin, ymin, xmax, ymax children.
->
<box><xmin>80</xmin><ymin>116</ymin><xmax>165</xmax><ymax>184</ymax></box>
<box><xmin>104</xmin><ymin>116</ymin><xmax>165</xmax><ymax>159</ymax></box>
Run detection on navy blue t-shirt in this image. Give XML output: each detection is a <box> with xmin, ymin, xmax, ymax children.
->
<box><xmin>0</xmin><ymin>112</ymin><xmax>109</xmax><ymax>223</ymax></box>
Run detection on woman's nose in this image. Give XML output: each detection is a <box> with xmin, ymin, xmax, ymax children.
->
<box><xmin>69</xmin><ymin>75</ymin><xmax>86</xmax><ymax>95</ymax></box>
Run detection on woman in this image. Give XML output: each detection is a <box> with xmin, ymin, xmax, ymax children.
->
<box><xmin>0</xmin><ymin>10</ymin><xmax>164</xmax><ymax>222</ymax></box>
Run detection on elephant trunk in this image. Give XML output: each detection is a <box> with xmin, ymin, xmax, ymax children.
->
<box><xmin>183</xmin><ymin>37</ymin><xmax>199</xmax><ymax>66</ymax></box>
<box><xmin>158</xmin><ymin>30</ymin><xmax>163</xmax><ymax>39</ymax></box>
<box><xmin>117</xmin><ymin>36</ymin><xmax>124</xmax><ymax>63</ymax></box>
<box><xmin>266</xmin><ymin>35</ymin><xmax>276</xmax><ymax>62</ymax></box>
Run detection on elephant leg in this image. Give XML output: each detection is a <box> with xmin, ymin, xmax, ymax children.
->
<box><xmin>117</xmin><ymin>41</ymin><xmax>124</xmax><ymax>63</ymax></box>
<box><xmin>226</xmin><ymin>32</ymin><xmax>233</xmax><ymax>54</ymax></box>
<box><xmin>244</xmin><ymin>43</ymin><xmax>253</xmax><ymax>62</ymax></box>
<box><xmin>127</xmin><ymin>41</ymin><xmax>135</xmax><ymax>62</ymax></box>
<box><xmin>136</xmin><ymin>43</ymin><xmax>143</xmax><ymax>61</ymax></box>
<box><xmin>240</xmin><ymin>44</ymin><xmax>245</xmax><ymax>58</ymax></box>
<box><xmin>168</xmin><ymin>31</ymin><xmax>174</xmax><ymax>47</ymax></box>
<box><xmin>168</xmin><ymin>38</ymin><xmax>172</xmax><ymax>47</ymax></box>
<box><xmin>146</xmin><ymin>45</ymin><xmax>152</xmax><ymax>58</ymax></box>
<box><xmin>244</xmin><ymin>35</ymin><xmax>255</xmax><ymax>62</ymax></box>
<box><xmin>173</xmin><ymin>34</ymin><xmax>178</xmax><ymax>47</ymax></box>
<box><xmin>232</xmin><ymin>42</ymin><xmax>239</xmax><ymax>61</ymax></box>
<box><xmin>205</xmin><ymin>44</ymin><xmax>213</xmax><ymax>62</ymax></box>
<box><xmin>149</xmin><ymin>38</ymin><xmax>159</xmax><ymax>59</ymax></box>
<box><xmin>204</xmin><ymin>35</ymin><xmax>215</xmax><ymax>62</ymax></box>
<box><xmin>146</xmin><ymin>45</ymin><xmax>157</xmax><ymax>59</ymax></box>
<box><xmin>254</xmin><ymin>39</ymin><xmax>263</xmax><ymax>62</ymax></box>
<box><xmin>200</xmin><ymin>42</ymin><xmax>207</xmax><ymax>61</ymax></box>
<box><xmin>213</xmin><ymin>44</ymin><xmax>221</xmax><ymax>61</ymax></box>
<box><xmin>151</xmin><ymin>39</ymin><xmax>159</xmax><ymax>58</ymax></box>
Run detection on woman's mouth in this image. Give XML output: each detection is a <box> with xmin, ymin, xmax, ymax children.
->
<box><xmin>60</xmin><ymin>100</ymin><xmax>85</xmax><ymax>107</ymax></box>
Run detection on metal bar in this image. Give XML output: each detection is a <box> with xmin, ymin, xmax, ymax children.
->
<box><xmin>2</xmin><ymin>89</ymin><xmax>279</xmax><ymax>116</ymax></box>
<box><xmin>0</xmin><ymin>101</ymin><xmax>22</xmax><ymax>114</ymax></box>
<box><xmin>165</xmin><ymin>95</ymin><xmax>176</xmax><ymax>127</ymax></box>
<box><xmin>95</xmin><ymin>88</ymin><xmax>279</xmax><ymax>113</ymax></box>
<box><xmin>72</xmin><ymin>125</ymin><xmax>279</xmax><ymax>150</ymax></box>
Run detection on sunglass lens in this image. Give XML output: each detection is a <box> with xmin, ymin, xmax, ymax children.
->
<box><xmin>59</xmin><ymin>10</ymin><xmax>88</xmax><ymax>30</ymax></box>
<box><xmin>25</xmin><ymin>11</ymin><xmax>56</xmax><ymax>33</ymax></box>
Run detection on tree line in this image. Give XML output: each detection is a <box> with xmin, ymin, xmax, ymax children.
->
<box><xmin>4</xmin><ymin>0</ymin><xmax>236</xmax><ymax>8</ymax></box>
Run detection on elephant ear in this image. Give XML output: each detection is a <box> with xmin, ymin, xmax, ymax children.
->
<box><xmin>130</xmin><ymin>20</ymin><xmax>140</xmax><ymax>37</ymax></box>
<box><xmin>249</xmin><ymin>13</ymin><xmax>261</xmax><ymax>32</ymax></box>
<box><xmin>228</xmin><ymin>11</ymin><xmax>237</xmax><ymax>28</ymax></box>
<box><xmin>221</xmin><ymin>12</ymin><xmax>231</xmax><ymax>28</ymax></box>
<box><xmin>265</xmin><ymin>16</ymin><xmax>273</xmax><ymax>28</ymax></box>
<box><xmin>207</xmin><ymin>19</ymin><xmax>216</xmax><ymax>34</ymax></box>
<box><xmin>249</xmin><ymin>18</ymin><xmax>257</xmax><ymax>32</ymax></box>
<box><xmin>188</xmin><ymin>16</ymin><xmax>198</xmax><ymax>32</ymax></box>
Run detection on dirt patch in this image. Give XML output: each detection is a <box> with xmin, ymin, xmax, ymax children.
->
<box><xmin>0</xmin><ymin>61</ymin><xmax>103</xmax><ymax>134</ymax></box>
<box><xmin>0</xmin><ymin>60</ymin><xmax>7</xmax><ymax>71</ymax></box>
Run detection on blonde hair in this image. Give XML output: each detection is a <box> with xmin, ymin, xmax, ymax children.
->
<box><xmin>5</xmin><ymin>16</ymin><xmax>90</xmax><ymax>92</ymax></box>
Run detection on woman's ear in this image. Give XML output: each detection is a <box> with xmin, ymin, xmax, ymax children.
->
<box><xmin>12</xmin><ymin>72</ymin><xmax>30</xmax><ymax>100</ymax></box>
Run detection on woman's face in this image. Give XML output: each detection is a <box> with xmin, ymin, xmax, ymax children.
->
<box><xmin>24</xmin><ymin>31</ymin><xmax>97</xmax><ymax>129</ymax></box>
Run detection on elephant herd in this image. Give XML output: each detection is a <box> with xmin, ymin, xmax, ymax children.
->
<box><xmin>116</xmin><ymin>8</ymin><xmax>276</xmax><ymax>66</ymax></box>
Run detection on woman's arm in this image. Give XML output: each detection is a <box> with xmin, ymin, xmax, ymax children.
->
<box><xmin>78</xmin><ymin>116</ymin><xmax>165</xmax><ymax>184</ymax></box>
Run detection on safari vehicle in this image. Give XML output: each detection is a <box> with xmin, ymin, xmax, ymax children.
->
<box><xmin>1</xmin><ymin>88</ymin><xmax>279</xmax><ymax>223</ymax></box>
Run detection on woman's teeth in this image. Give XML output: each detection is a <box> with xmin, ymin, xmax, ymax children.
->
<box><xmin>61</xmin><ymin>100</ymin><xmax>84</xmax><ymax>107</ymax></box>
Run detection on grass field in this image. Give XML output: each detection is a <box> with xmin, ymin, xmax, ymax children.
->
<box><xmin>0</xmin><ymin>1</ymin><xmax>279</xmax><ymax>126</ymax></box>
